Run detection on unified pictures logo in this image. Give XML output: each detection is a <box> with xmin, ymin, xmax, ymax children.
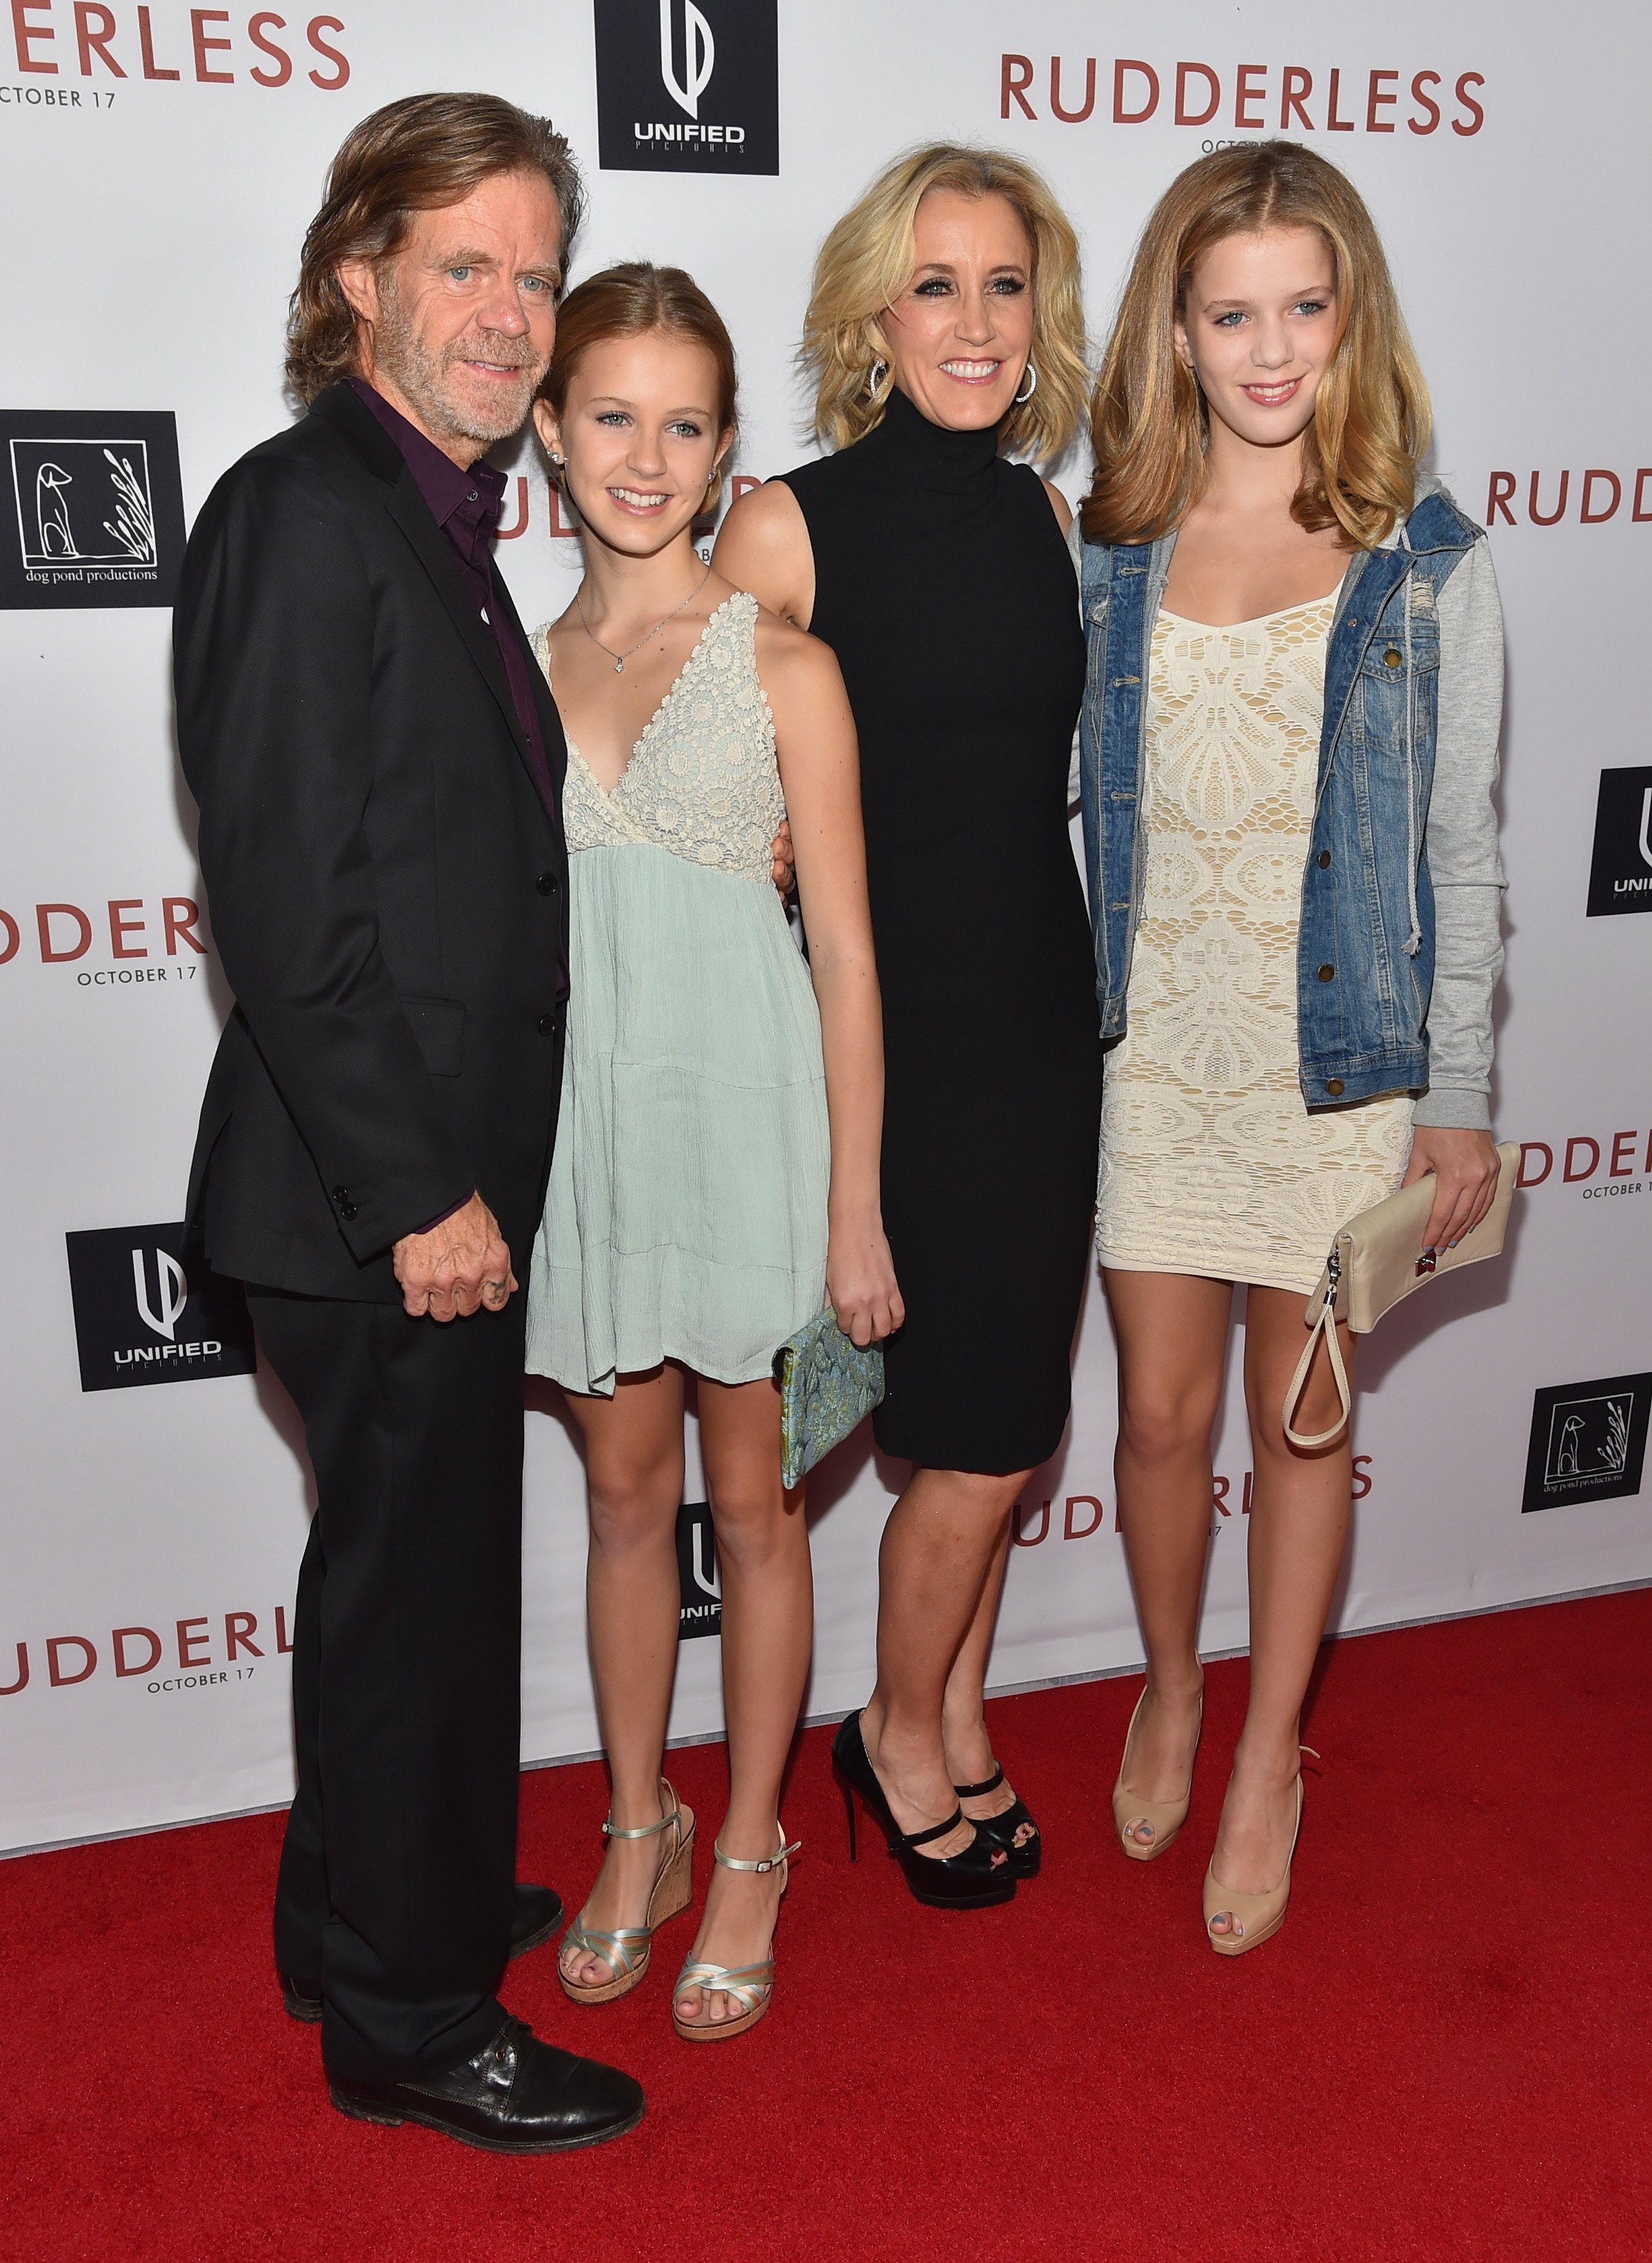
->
<box><xmin>64</xmin><ymin>1223</ymin><xmax>256</xmax><ymax>1392</ymax></box>
<box><xmin>1522</xmin><ymin>1371</ymin><xmax>1651</xmax><ymax>1513</ymax></box>
<box><xmin>1586</xmin><ymin>766</ymin><xmax>1652</xmax><ymax>917</ymax></box>
<box><xmin>1</xmin><ymin>412</ymin><xmax>185</xmax><ymax>609</ymax></box>
<box><xmin>674</xmin><ymin>1499</ymin><xmax>722</xmax><ymax>1638</ymax></box>
<box><xmin>594</xmin><ymin>0</ymin><xmax>778</xmax><ymax>174</ymax></box>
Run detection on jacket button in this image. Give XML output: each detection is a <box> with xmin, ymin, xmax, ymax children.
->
<box><xmin>1317</xmin><ymin>963</ymin><xmax>1336</xmax><ymax>982</ymax></box>
<box><xmin>1325</xmin><ymin>1079</ymin><xmax>1345</xmax><ymax>1096</ymax></box>
<box><xmin>341</xmin><ymin>1203</ymin><xmax>359</xmax><ymax>1221</ymax></box>
<box><xmin>1317</xmin><ymin>849</ymin><xmax>1331</xmax><ymax>869</ymax></box>
<box><xmin>538</xmin><ymin>1013</ymin><xmax>556</xmax><ymax>1036</ymax></box>
<box><xmin>536</xmin><ymin>872</ymin><xmax>558</xmax><ymax>896</ymax></box>
<box><xmin>331</xmin><ymin>1185</ymin><xmax>347</xmax><ymax>1205</ymax></box>
<box><xmin>1384</xmin><ymin>646</ymin><xmax>1402</xmax><ymax>667</ymax></box>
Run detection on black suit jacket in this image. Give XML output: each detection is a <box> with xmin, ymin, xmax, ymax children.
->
<box><xmin>176</xmin><ymin>382</ymin><xmax>569</xmax><ymax>1303</ymax></box>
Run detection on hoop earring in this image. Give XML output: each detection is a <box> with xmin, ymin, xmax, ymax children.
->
<box><xmin>1013</xmin><ymin>360</ymin><xmax>1038</xmax><ymax>406</ymax></box>
<box><xmin>865</xmin><ymin>358</ymin><xmax>889</xmax><ymax>401</ymax></box>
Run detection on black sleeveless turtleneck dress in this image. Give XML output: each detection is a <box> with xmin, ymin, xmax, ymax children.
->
<box><xmin>780</xmin><ymin>388</ymin><xmax>1101</xmax><ymax>1474</ymax></box>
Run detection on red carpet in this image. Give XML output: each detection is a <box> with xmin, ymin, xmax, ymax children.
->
<box><xmin>6</xmin><ymin>1589</ymin><xmax>1648</xmax><ymax>2261</ymax></box>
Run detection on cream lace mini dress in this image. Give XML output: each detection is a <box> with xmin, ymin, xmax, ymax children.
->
<box><xmin>525</xmin><ymin>592</ymin><xmax>829</xmax><ymax>1391</ymax></box>
<box><xmin>1095</xmin><ymin>596</ymin><xmax>1413</xmax><ymax>1295</ymax></box>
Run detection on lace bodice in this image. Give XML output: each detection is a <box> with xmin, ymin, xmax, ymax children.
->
<box><xmin>531</xmin><ymin>592</ymin><xmax>783</xmax><ymax>883</ymax></box>
<box><xmin>1094</xmin><ymin>596</ymin><xmax>1413</xmax><ymax>1292</ymax></box>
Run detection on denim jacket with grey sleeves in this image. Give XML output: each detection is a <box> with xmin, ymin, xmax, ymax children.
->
<box><xmin>1070</xmin><ymin>479</ymin><xmax>1507</xmax><ymax>1129</ymax></box>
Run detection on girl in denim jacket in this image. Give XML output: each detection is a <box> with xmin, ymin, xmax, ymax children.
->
<box><xmin>1073</xmin><ymin>143</ymin><xmax>1504</xmax><ymax>1953</ymax></box>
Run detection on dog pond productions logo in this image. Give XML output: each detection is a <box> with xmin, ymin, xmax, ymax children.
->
<box><xmin>1</xmin><ymin>411</ymin><xmax>185</xmax><ymax>610</ymax></box>
<box><xmin>1586</xmin><ymin>766</ymin><xmax>1652</xmax><ymax>918</ymax></box>
<box><xmin>594</xmin><ymin>0</ymin><xmax>778</xmax><ymax>174</ymax></box>
<box><xmin>65</xmin><ymin>1223</ymin><xmax>256</xmax><ymax>1393</ymax></box>
<box><xmin>1522</xmin><ymin>1371</ymin><xmax>1651</xmax><ymax>1513</ymax></box>
<box><xmin>675</xmin><ymin>1500</ymin><xmax>721</xmax><ymax>1639</ymax></box>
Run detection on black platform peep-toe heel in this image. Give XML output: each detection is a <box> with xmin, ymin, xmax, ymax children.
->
<box><xmin>953</xmin><ymin>1764</ymin><xmax>1041</xmax><ymax>1880</ymax></box>
<box><xmin>832</xmin><ymin>1710</ymin><xmax>1016</xmax><ymax>1911</ymax></box>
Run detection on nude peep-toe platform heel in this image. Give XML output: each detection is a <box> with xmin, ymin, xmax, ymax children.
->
<box><xmin>670</xmin><ymin>1826</ymin><xmax>800</xmax><ymax>2044</ymax></box>
<box><xmin>1111</xmin><ymin>1680</ymin><xmax>1202</xmax><ymax>1862</ymax></box>
<box><xmin>1202</xmin><ymin>1750</ymin><xmax>1316</xmax><ymax>1958</ymax></box>
<box><xmin>558</xmin><ymin>1777</ymin><xmax>695</xmax><ymax>2006</ymax></box>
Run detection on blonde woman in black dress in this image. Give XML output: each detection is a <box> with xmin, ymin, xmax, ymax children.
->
<box><xmin>716</xmin><ymin>145</ymin><xmax>1100</xmax><ymax>1906</ymax></box>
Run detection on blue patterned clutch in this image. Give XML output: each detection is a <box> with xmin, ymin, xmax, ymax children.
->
<box><xmin>773</xmin><ymin>1307</ymin><xmax>885</xmax><ymax>1491</ymax></box>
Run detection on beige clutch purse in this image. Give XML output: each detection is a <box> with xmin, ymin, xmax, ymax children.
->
<box><xmin>1282</xmin><ymin>1142</ymin><xmax>1521</xmax><ymax>1449</ymax></box>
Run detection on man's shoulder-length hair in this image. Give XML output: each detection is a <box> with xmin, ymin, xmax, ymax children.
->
<box><xmin>287</xmin><ymin>91</ymin><xmax>584</xmax><ymax>404</ymax></box>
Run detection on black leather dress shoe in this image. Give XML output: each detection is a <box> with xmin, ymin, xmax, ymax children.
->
<box><xmin>281</xmin><ymin>1882</ymin><xmax>564</xmax><ymax>2023</ymax></box>
<box><xmin>281</xmin><ymin>1971</ymin><xmax>325</xmax><ymax>2023</ymax></box>
<box><xmin>328</xmin><ymin>2016</ymin><xmax>643</xmax><ymax>2153</ymax></box>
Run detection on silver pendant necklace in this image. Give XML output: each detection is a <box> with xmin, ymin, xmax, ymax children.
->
<box><xmin>575</xmin><ymin>567</ymin><xmax>710</xmax><ymax>673</ymax></box>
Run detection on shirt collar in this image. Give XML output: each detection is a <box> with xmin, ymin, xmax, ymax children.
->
<box><xmin>349</xmin><ymin>378</ymin><xmax>505</xmax><ymax>533</ymax></box>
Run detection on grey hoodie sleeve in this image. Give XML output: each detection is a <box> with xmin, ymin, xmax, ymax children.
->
<box><xmin>1413</xmin><ymin>536</ymin><xmax>1507</xmax><ymax>1129</ymax></box>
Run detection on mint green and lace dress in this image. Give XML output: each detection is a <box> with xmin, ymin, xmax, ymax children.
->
<box><xmin>525</xmin><ymin>592</ymin><xmax>829</xmax><ymax>1392</ymax></box>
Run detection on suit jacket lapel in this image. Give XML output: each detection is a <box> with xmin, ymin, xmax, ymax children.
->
<box><xmin>488</xmin><ymin>564</ymin><xmax>567</xmax><ymax>804</ymax></box>
<box><xmin>384</xmin><ymin>476</ymin><xmax>523</xmax><ymax>750</ymax></box>
<box><xmin>308</xmin><ymin>383</ymin><xmax>564</xmax><ymax>819</ymax></box>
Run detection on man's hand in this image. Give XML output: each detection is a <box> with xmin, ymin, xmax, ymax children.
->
<box><xmin>392</xmin><ymin>1192</ymin><xmax>516</xmax><ymax>1321</ymax></box>
<box><xmin>1402</xmin><ymin>1127</ymin><xmax>1502</xmax><ymax>1255</ymax></box>
<box><xmin>770</xmin><ymin>818</ymin><xmax>796</xmax><ymax>899</ymax></box>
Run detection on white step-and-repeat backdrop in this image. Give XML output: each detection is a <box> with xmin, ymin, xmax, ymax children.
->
<box><xmin>3</xmin><ymin>1</ymin><xmax>1648</xmax><ymax>1852</ymax></box>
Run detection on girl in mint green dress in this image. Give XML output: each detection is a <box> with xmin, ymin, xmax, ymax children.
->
<box><xmin>523</xmin><ymin>265</ymin><xmax>899</xmax><ymax>2046</ymax></box>
<box><xmin>526</xmin><ymin>585</ymin><xmax>832</xmax><ymax>1390</ymax></box>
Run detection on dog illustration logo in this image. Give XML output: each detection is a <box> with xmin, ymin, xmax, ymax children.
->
<box><xmin>1524</xmin><ymin>1371</ymin><xmax>1651</xmax><ymax>1513</ymax></box>
<box><xmin>12</xmin><ymin>439</ymin><xmax>157</xmax><ymax>574</ymax></box>
<box><xmin>1544</xmin><ymin>1394</ymin><xmax>1632</xmax><ymax>1485</ymax></box>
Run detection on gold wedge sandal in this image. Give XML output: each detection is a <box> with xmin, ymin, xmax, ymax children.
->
<box><xmin>1202</xmin><ymin>1749</ymin><xmax>1317</xmax><ymax>1957</ymax></box>
<box><xmin>558</xmin><ymin>1777</ymin><xmax>695</xmax><ymax>2006</ymax></box>
<box><xmin>1111</xmin><ymin>1678</ymin><xmax>1202</xmax><ymax>1862</ymax></box>
<box><xmin>670</xmin><ymin>1825</ymin><xmax>799</xmax><ymax>2044</ymax></box>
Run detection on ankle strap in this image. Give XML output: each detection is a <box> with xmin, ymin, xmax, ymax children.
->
<box><xmin>951</xmin><ymin>1764</ymin><xmax>1004</xmax><ymax>1800</ymax></box>
<box><xmin>900</xmin><ymin>1804</ymin><xmax>965</xmax><ymax>1851</ymax></box>
<box><xmin>602</xmin><ymin>1782</ymin><xmax>681</xmax><ymax>1842</ymax></box>
<box><xmin>713</xmin><ymin>1829</ymin><xmax>800</xmax><ymax>1875</ymax></box>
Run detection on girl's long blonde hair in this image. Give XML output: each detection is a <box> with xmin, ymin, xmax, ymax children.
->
<box><xmin>801</xmin><ymin>143</ymin><xmax>1089</xmax><ymax>465</ymax></box>
<box><xmin>1081</xmin><ymin>141</ymin><xmax>1428</xmax><ymax>548</ymax></box>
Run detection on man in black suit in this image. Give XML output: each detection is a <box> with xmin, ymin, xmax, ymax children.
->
<box><xmin>175</xmin><ymin>94</ymin><xmax>641</xmax><ymax>2150</ymax></box>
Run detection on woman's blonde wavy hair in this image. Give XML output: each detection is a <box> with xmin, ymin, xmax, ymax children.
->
<box><xmin>802</xmin><ymin>143</ymin><xmax>1088</xmax><ymax>464</ymax></box>
<box><xmin>1081</xmin><ymin>141</ymin><xmax>1428</xmax><ymax>549</ymax></box>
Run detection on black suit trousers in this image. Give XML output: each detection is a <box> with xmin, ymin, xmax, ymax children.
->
<box><xmin>248</xmin><ymin>1287</ymin><xmax>527</xmax><ymax>2082</ymax></box>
